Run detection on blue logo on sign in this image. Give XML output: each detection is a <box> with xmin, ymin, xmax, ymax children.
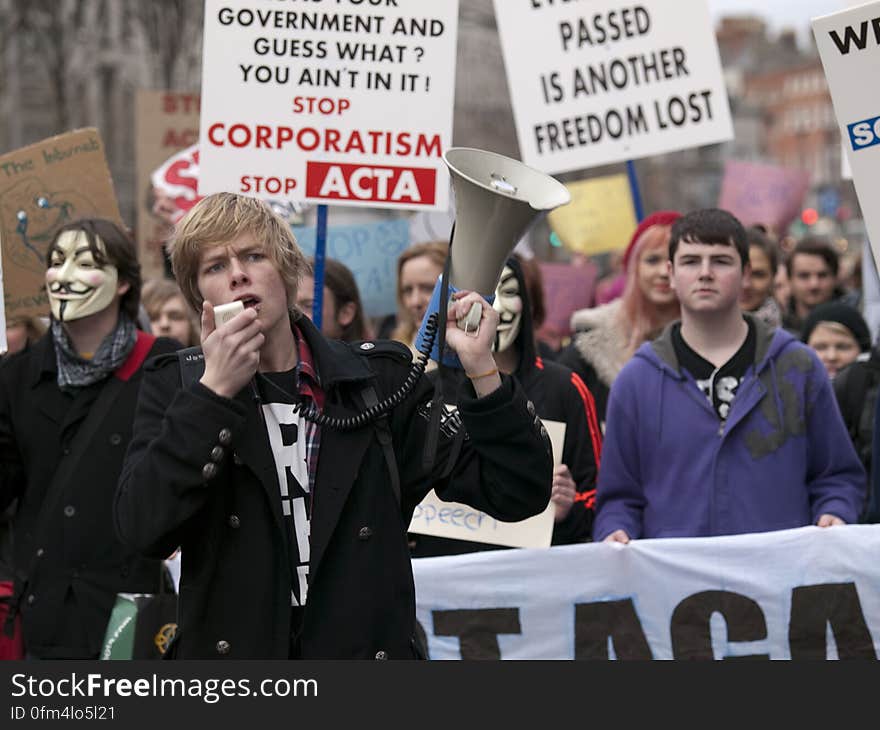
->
<box><xmin>848</xmin><ymin>116</ymin><xmax>880</xmax><ymax>151</ymax></box>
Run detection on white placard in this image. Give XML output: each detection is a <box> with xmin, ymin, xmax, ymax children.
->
<box><xmin>413</xmin><ymin>525</ymin><xmax>880</xmax><ymax>659</ymax></box>
<box><xmin>198</xmin><ymin>0</ymin><xmax>459</xmax><ymax>211</ymax></box>
<box><xmin>408</xmin><ymin>419</ymin><xmax>565</xmax><ymax>549</ymax></box>
<box><xmin>813</xmin><ymin>2</ymin><xmax>880</xmax><ymax>267</ymax></box>
<box><xmin>492</xmin><ymin>0</ymin><xmax>733</xmax><ymax>174</ymax></box>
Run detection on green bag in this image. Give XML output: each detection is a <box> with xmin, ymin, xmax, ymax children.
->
<box><xmin>101</xmin><ymin>592</ymin><xmax>177</xmax><ymax>660</ymax></box>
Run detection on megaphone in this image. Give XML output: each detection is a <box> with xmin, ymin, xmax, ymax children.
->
<box><xmin>415</xmin><ymin>147</ymin><xmax>571</xmax><ymax>366</ymax></box>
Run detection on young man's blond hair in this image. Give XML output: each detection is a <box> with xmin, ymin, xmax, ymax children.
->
<box><xmin>168</xmin><ymin>192</ymin><xmax>309</xmax><ymax>313</ymax></box>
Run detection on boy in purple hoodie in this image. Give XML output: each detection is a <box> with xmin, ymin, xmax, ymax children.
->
<box><xmin>595</xmin><ymin>209</ymin><xmax>865</xmax><ymax>543</ymax></box>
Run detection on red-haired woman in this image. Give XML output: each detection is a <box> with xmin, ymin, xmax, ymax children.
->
<box><xmin>559</xmin><ymin>211</ymin><xmax>681</xmax><ymax>424</ymax></box>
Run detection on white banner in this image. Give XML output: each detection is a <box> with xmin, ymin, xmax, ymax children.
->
<box><xmin>413</xmin><ymin>525</ymin><xmax>880</xmax><ymax>659</ymax></box>
<box><xmin>813</xmin><ymin>2</ymin><xmax>880</xmax><ymax>268</ymax></box>
<box><xmin>198</xmin><ymin>0</ymin><xmax>459</xmax><ymax>211</ymax></box>
<box><xmin>491</xmin><ymin>0</ymin><xmax>733</xmax><ymax>174</ymax></box>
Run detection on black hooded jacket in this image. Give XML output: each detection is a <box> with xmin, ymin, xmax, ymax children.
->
<box><xmin>410</xmin><ymin>257</ymin><xmax>602</xmax><ymax>557</ymax></box>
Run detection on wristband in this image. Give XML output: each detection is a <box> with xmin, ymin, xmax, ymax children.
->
<box><xmin>466</xmin><ymin>367</ymin><xmax>499</xmax><ymax>380</ymax></box>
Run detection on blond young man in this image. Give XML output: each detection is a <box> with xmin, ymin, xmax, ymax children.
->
<box><xmin>115</xmin><ymin>193</ymin><xmax>551</xmax><ymax>659</ymax></box>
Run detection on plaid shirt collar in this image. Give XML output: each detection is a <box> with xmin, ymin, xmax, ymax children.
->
<box><xmin>292</xmin><ymin>324</ymin><xmax>324</xmax><ymax>409</ymax></box>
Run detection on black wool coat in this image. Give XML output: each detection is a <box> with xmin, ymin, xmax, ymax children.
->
<box><xmin>0</xmin><ymin>331</ymin><xmax>179</xmax><ymax>658</ymax></box>
<box><xmin>115</xmin><ymin>317</ymin><xmax>552</xmax><ymax>659</ymax></box>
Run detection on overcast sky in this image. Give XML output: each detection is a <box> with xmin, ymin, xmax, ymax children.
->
<box><xmin>707</xmin><ymin>0</ymin><xmax>858</xmax><ymax>42</ymax></box>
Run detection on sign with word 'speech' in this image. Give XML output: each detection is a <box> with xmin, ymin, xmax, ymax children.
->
<box><xmin>813</xmin><ymin>2</ymin><xmax>880</xmax><ymax>272</ymax></box>
<box><xmin>0</xmin><ymin>128</ymin><xmax>121</xmax><ymax>324</ymax></box>
<box><xmin>199</xmin><ymin>0</ymin><xmax>459</xmax><ymax>211</ymax></box>
<box><xmin>492</xmin><ymin>0</ymin><xmax>733</xmax><ymax>174</ymax></box>
<box><xmin>408</xmin><ymin>420</ymin><xmax>564</xmax><ymax>549</ymax></box>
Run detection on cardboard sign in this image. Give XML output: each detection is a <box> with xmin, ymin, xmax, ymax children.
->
<box><xmin>536</xmin><ymin>262</ymin><xmax>599</xmax><ymax>348</ymax></box>
<box><xmin>198</xmin><ymin>1</ymin><xmax>460</xmax><ymax>211</ymax></box>
<box><xmin>492</xmin><ymin>0</ymin><xmax>733</xmax><ymax>174</ymax></box>
<box><xmin>135</xmin><ymin>91</ymin><xmax>201</xmax><ymax>280</ymax></box>
<box><xmin>291</xmin><ymin>219</ymin><xmax>410</xmax><ymax>317</ymax></box>
<box><xmin>813</xmin><ymin>2</ymin><xmax>880</xmax><ymax>272</ymax></box>
<box><xmin>717</xmin><ymin>160</ymin><xmax>811</xmax><ymax>235</ymax></box>
<box><xmin>0</xmin><ymin>128</ymin><xmax>121</xmax><ymax>323</ymax></box>
<box><xmin>408</xmin><ymin>420</ymin><xmax>564</xmax><ymax>549</ymax></box>
<box><xmin>547</xmin><ymin>174</ymin><xmax>637</xmax><ymax>255</ymax></box>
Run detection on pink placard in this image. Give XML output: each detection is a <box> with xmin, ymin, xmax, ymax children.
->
<box><xmin>536</xmin><ymin>261</ymin><xmax>598</xmax><ymax>350</ymax></box>
<box><xmin>717</xmin><ymin>160</ymin><xmax>811</xmax><ymax>235</ymax></box>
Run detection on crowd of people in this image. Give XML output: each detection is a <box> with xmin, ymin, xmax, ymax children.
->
<box><xmin>0</xmin><ymin>192</ymin><xmax>875</xmax><ymax>661</ymax></box>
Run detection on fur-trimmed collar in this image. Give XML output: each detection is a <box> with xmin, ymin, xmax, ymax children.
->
<box><xmin>570</xmin><ymin>300</ymin><xmax>630</xmax><ymax>387</ymax></box>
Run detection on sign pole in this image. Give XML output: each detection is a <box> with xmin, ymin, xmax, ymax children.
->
<box><xmin>312</xmin><ymin>204</ymin><xmax>328</xmax><ymax>330</ymax></box>
<box><xmin>626</xmin><ymin>160</ymin><xmax>645</xmax><ymax>223</ymax></box>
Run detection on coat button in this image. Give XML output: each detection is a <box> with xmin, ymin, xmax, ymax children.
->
<box><xmin>228</xmin><ymin>515</ymin><xmax>241</xmax><ymax>529</ymax></box>
<box><xmin>202</xmin><ymin>463</ymin><xmax>218</xmax><ymax>481</ymax></box>
<box><xmin>63</xmin><ymin>505</ymin><xmax>75</xmax><ymax>517</ymax></box>
<box><xmin>526</xmin><ymin>400</ymin><xmax>536</xmax><ymax>417</ymax></box>
<box><xmin>358</xmin><ymin>526</ymin><xmax>373</xmax><ymax>540</ymax></box>
<box><xmin>374</xmin><ymin>650</ymin><xmax>387</xmax><ymax>660</ymax></box>
<box><xmin>218</xmin><ymin>428</ymin><xmax>233</xmax><ymax>446</ymax></box>
<box><xmin>216</xmin><ymin>640</ymin><xmax>231</xmax><ymax>655</ymax></box>
<box><xmin>35</xmin><ymin>548</ymin><xmax>44</xmax><ymax>558</ymax></box>
<box><xmin>210</xmin><ymin>446</ymin><xmax>224</xmax><ymax>463</ymax></box>
<box><xmin>109</xmin><ymin>433</ymin><xmax>122</xmax><ymax>446</ymax></box>
<box><xmin>233</xmin><ymin>452</ymin><xmax>243</xmax><ymax>465</ymax></box>
<box><xmin>26</xmin><ymin>594</ymin><xmax>35</xmax><ymax>605</ymax></box>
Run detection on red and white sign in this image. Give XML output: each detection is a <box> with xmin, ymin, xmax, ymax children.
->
<box><xmin>198</xmin><ymin>1</ymin><xmax>459</xmax><ymax>212</ymax></box>
<box><xmin>150</xmin><ymin>144</ymin><xmax>203</xmax><ymax>223</ymax></box>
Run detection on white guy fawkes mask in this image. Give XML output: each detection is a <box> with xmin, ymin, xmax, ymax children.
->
<box><xmin>492</xmin><ymin>265</ymin><xmax>523</xmax><ymax>353</ymax></box>
<box><xmin>45</xmin><ymin>230</ymin><xmax>120</xmax><ymax>321</ymax></box>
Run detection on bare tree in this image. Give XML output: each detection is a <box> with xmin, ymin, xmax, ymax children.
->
<box><xmin>129</xmin><ymin>0</ymin><xmax>203</xmax><ymax>90</ymax></box>
<box><xmin>7</xmin><ymin>0</ymin><xmax>102</xmax><ymax>132</ymax></box>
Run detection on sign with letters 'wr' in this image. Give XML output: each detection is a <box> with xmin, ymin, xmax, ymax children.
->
<box><xmin>813</xmin><ymin>2</ymin><xmax>880</xmax><ymax>272</ymax></box>
<box><xmin>198</xmin><ymin>0</ymin><xmax>459</xmax><ymax>212</ymax></box>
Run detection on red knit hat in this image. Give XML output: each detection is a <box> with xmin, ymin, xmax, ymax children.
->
<box><xmin>621</xmin><ymin>210</ymin><xmax>682</xmax><ymax>272</ymax></box>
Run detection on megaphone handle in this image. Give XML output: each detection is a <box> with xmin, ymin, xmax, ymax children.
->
<box><xmin>456</xmin><ymin>301</ymin><xmax>482</xmax><ymax>336</ymax></box>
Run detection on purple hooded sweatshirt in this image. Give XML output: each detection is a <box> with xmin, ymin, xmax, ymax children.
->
<box><xmin>594</xmin><ymin>315</ymin><xmax>865</xmax><ymax>540</ymax></box>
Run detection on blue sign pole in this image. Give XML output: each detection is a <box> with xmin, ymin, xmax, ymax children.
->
<box><xmin>312</xmin><ymin>204</ymin><xmax>328</xmax><ymax>330</ymax></box>
<box><xmin>626</xmin><ymin>160</ymin><xmax>645</xmax><ymax>223</ymax></box>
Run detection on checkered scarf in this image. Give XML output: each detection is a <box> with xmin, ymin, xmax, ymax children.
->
<box><xmin>51</xmin><ymin>313</ymin><xmax>137</xmax><ymax>390</ymax></box>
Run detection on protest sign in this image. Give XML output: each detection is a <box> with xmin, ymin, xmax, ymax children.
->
<box><xmin>135</xmin><ymin>91</ymin><xmax>201</xmax><ymax>279</ymax></box>
<box><xmin>0</xmin><ymin>128</ymin><xmax>120</xmax><ymax>323</ymax></box>
<box><xmin>149</xmin><ymin>144</ymin><xmax>203</xmax><ymax>226</ymax></box>
<box><xmin>292</xmin><ymin>218</ymin><xmax>409</xmax><ymax>317</ymax></box>
<box><xmin>813</xmin><ymin>1</ymin><xmax>880</xmax><ymax>271</ymax></box>
<box><xmin>535</xmin><ymin>261</ymin><xmax>598</xmax><ymax>348</ymax></box>
<box><xmin>198</xmin><ymin>1</ymin><xmax>459</xmax><ymax>211</ymax></box>
<box><xmin>413</xmin><ymin>524</ymin><xmax>880</xmax><ymax>659</ymax></box>
<box><xmin>548</xmin><ymin>174</ymin><xmax>637</xmax><ymax>255</ymax></box>
<box><xmin>408</xmin><ymin>420</ymin><xmax>563</xmax><ymax>549</ymax></box>
<box><xmin>492</xmin><ymin>0</ymin><xmax>733</xmax><ymax>174</ymax></box>
<box><xmin>717</xmin><ymin>160</ymin><xmax>811</xmax><ymax>235</ymax></box>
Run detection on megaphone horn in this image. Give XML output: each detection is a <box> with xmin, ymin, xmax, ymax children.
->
<box><xmin>444</xmin><ymin>147</ymin><xmax>571</xmax><ymax>297</ymax></box>
<box><xmin>415</xmin><ymin>148</ymin><xmax>571</xmax><ymax>365</ymax></box>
